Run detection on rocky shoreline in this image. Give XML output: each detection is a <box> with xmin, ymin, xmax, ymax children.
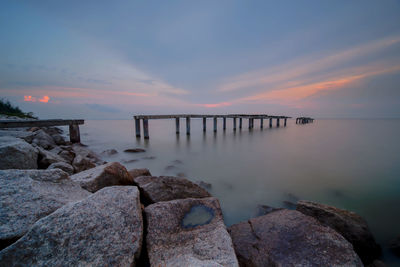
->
<box><xmin>0</xmin><ymin>118</ymin><xmax>396</xmax><ymax>266</ymax></box>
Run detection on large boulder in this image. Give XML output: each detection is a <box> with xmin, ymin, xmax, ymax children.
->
<box><xmin>72</xmin><ymin>154</ymin><xmax>96</xmax><ymax>173</ymax></box>
<box><xmin>228</xmin><ymin>209</ymin><xmax>362</xmax><ymax>267</ymax></box>
<box><xmin>0</xmin><ymin>136</ymin><xmax>38</xmax><ymax>170</ymax></box>
<box><xmin>145</xmin><ymin>197</ymin><xmax>239</xmax><ymax>266</ymax></box>
<box><xmin>47</xmin><ymin>162</ymin><xmax>74</xmax><ymax>175</ymax></box>
<box><xmin>134</xmin><ymin>176</ymin><xmax>211</xmax><ymax>204</ymax></box>
<box><xmin>0</xmin><ymin>186</ymin><xmax>143</xmax><ymax>266</ymax></box>
<box><xmin>297</xmin><ymin>200</ymin><xmax>382</xmax><ymax>264</ymax></box>
<box><xmin>70</xmin><ymin>162</ymin><xmax>133</xmax><ymax>192</ymax></box>
<box><xmin>129</xmin><ymin>168</ymin><xmax>151</xmax><ymax>179</ymax></box>
<box><xmin>32</xmin><ymin>129</ymin><xmax>56</xmax><ymax>149</ymax></box>
<box><xmin>0</xmin><ymin>169</ymin><xmax>91</xmax><ymax>249</ymax></box>
<box><xmin>72</xmin><ymin>143</ymin><xmax>103</xmax><ymax>172</ymax></box>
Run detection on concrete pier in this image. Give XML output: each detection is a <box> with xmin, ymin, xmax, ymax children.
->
<box><xmin>296</xmin><ymin>117</ymin><xmax>314</xmax><ymax>124</ymax></box>
<box><xmin>133</xmin><ymin>114</ymin><xmax>292</xmax><ymax>139</ymax></box>
<box><xmin>186</xmin><ymin>117</ymin><xmax>190</xmax><ymax>135</ymax></box>
<box><xmin>143</xmin><ymin>119</ymin><xmax>149</xmax><ymax>139</ymax></box>
<box><xmin>175</xmin><ymin>118</ymin><xmax>180</xmax><ymax>134</ymax></box>
<box><xmin>0</xmin><ymin>119</ymin><xmax>84</xmax><ymax>143</ymax></box>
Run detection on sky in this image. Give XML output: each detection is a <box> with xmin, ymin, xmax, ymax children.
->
<box><xmin>1</xmin><ymin>0</ymin><xmax>400</xmax><ymax>119</ymax></box>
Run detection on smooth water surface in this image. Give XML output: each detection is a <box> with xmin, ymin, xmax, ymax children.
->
<box><xmin>79</xmin><ymin>119</ymin><xmax>400</xmax><ymax>264</ymax></box>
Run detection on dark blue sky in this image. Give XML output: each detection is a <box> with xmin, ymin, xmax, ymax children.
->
<box><xmin>1</xmin><ymin>0</ymin><xmax>400</xmax><ymax>118</ymax></box>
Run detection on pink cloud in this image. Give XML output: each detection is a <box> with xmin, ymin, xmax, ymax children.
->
<box><xmin>197</xmin><ymin>102</ymin><xmax>232</xmax><ymax>108</ymax></box>
<box><xmin>24</xmin><ymin>95</ymin><xmax>36</xmax><ymax>102</ymax></box>
<box><xmin>39</xmin><ymin>96</ymin><xmax>50</xmax><ymax>103</ymax></box>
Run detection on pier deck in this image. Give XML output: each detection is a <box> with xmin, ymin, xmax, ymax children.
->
<box><xmin>134</xmin><ymin>114</ymin><xmax>291</xmax><ymax>139</ymax></box>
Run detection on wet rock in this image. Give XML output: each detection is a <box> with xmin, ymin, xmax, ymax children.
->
<box><xmin>0</xmin><ymin>186</ymin><xmax>143</xmax><ymax>266</ymax></box>
<box><xmin>228</xmin><ymin>209</ymin><xmax>362</xmax><ymax>267</ymax></box>
<box><xmin>145</xmin><ymin>197</ymin><xmax>239</xmax><ymax>266</ymax></box>
<box><xmin>28</xmin><ymin>127</ymin><xmax>40</xmax><ymax>132</ymax></box>
<box><xmin>177</xmin><ymin>172</ymin><xmax>186</xmax><ymax>177</ymax></box>
<box><xmin>0</xmin><ymin>169</ymin><xmax>90</xmax><ymax>249</ymax></box>
<box><xmin>71</xmin><ymin>162</ymin><xmax>133</xmax><ymax>193</ymax></box>
<box><xmin>47</xmin><ymin>162</ymin><xmax>74</xmax><ymax>175</ymax></box>
<box><xmin>142</xmin><ymin>156</ymin><xmax>156</xmax><ymax>160</ymax></box>
<box><xmin>72</xmin><ymin>143</ymin><xmax>102</xmax><ymax>164</ymax></box>
<box><xmin>254</xmin><ymin>204</ymin><xmax>282</xmax><ymax>217</ymax></box>
<box><xmin>389</xmin><ymin>236</ymin><xmax>400</xmax><ymax>257</ymax></box>
<box><xmin>42</xmin><ymin>127</ymin><xmax>63</xmax><ymax>136</ymax></box>
<box><xmin>134</xmin><ymin>176</ymin><xmax>211</xmax><ymax>204</ymax></box>
<box><xmin>32</xmin><ymin>129</ymin><xmax>56</xmax><ymax>149</ymax></box>
<box><xmin>72</xmin><ymin>154</ymin><xmax>96</xmax><ymax>173</ymax></box>
<box><xmin>37</xmin><ymin>147</ymin><xmax>67</xmax><ymax>169</ymax></box>
<box><xmin>124</xmin><ymin>148</ymin><xmax>146</xmax><ymax>153</ymax></box>
<box><xmin>164</xmin><ymin>165</ymin><xmax>177</xmax><ymax>171</ymax></box>
<box><xmin>101</xmin><ymin>148</ymin><xmax>118</xmax><ymax>156</ymax></box>
<box><xmin>297</xmin><ymin>200</ymin><xmax>382</xmax><ymax>264</ymax></box>
<box><xmin>129</xmin><ymin>168</ymin><xmax>151</xmax><ymax>179</ymax></box>
<box><xmin>0</xmin><ymin>136</ymin><xmax>38</xmax><ymax>170</ymax></box>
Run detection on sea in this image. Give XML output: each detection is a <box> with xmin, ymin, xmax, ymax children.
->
<box><xmin>76</xmin><ymin>118</ymin><xmax>400</xmax><ymax>265</ymax></box>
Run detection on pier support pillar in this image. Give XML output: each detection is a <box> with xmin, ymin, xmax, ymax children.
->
<box><xmin>277</xmin><ymin>118</ymin><xmax>280</xmax><ymax>127</ymax></box>
<box><xmin>143</xmin><ymin>119</ymin><xmax>149</xmax><ymax>139</ymax></box>
<box><xmin>269</xmin><ymin>118</ymin><xmax>272</xmax><ymax>128</ymax></box>
<box><xmin>213</xmin><ymin>117</ymin><xmax>217</xmax><ymax>132</ymax></box>
<box><xmin>203</xmin><ymin>117</ymin><xmax>206</xmax><ymax>132</ymax></box>
<box><xmin>284</xmin><ymin>118</ymin><xmax>287</xmax><ymax>127</ymax></box>
<box><xmin>135</xmin><ymin>119</ymin><xmax>141</xmax><ymax>137</ymax></box>
<box><xmin>233</xmin><ymin>117</ymin><xmax>237</xmax><ymax>131</ymax></box>
<box><xmin>69</xmin><ymin>124</ymin><xmax>81</xmax><ymax>143</ymax></box>
<box><xmin>260</xmin><ymin>118</ymin><xmax>264</xmax><ymax>129</ymax></box>
<box><xmin>186</xmin><ymin>117</ymin><xmax>190</xmax><ymax>135</ymax></box>
<box><xmin>248</xmin><ymin>118</ymin><xmax>252</xmax><ymax>129</ymax></box>
<box><xmin>223</xmin><ymin>117</ymin><xmax>226</xmax><ymax>130</ymax></box>
<box><xmin>175</xmin><ymin>118</ymin><xmax>180</xmax><ymax>134</ymax></box>
<box><xmin>239</xmin><ymin>118</ymin><xmax>242</xmax><ymax>129</ymax></box>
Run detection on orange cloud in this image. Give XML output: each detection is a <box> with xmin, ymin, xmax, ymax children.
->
<box><xmin>24</xmin><ymin>95</ymin><xmax>36</xmax><ymax>102</ymax></box>
<box><xmin>39</xmin><ymin>96</ymin><xmax>50</xmax><ymax>103</ymax></box>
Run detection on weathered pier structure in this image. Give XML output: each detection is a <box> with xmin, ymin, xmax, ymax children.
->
<box><xmin>134</xmin><ymin>114</ymin><xmax>291</xmax><ymax>139</ymax></box>
<box><xmin>296</xmin><ymin>117</ymin><xmax>314</xmax><ymax>124</ymax></box>
<box><xmin>0</xmin><ymin>119</ymin><xmax>84</xmax><ymax>143</ymax></box>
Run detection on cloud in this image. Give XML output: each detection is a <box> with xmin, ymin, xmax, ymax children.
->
<box><xmin>196</xmin><ymin>102</ymin><xmax>232</xmax><ymax>108</ymax></box>
<box><xmin>85</xmin><ymin>103</ymin><xmax>120</xmax><ymax>113</ymax></box>
<box><xmin>39</xmin><ymin>95</ymin><xmax>50</xmax><ymax>103</ymax></box>
<box><xmin>24</xmin><ymin>95</ymin><xmax>36</xmax><ymax>102</ymax></box>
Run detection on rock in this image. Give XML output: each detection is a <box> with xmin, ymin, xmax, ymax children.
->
<box><xmin>47</xmin><ymin>162</ymin><xmax>74</xmax><ymax>175</ymax></box>
<box><xmin>142</xmin><ymin>156</ymin><xmax>156</xmax><ymax>160</ymax></box>
<box><xmin>164</xmin><ymin>165</ymin><xmax>176</xmax><ymax>171</ymax></box>
<box><xmin>389</xmin><ymin>236</ymin><xmax>400</xmax><ymax>257</ymax></box>
<box><xmin>72</xmin><ymin>154</ymin><xmax>96</xmax><ymax>173</ymax></box>
<box><xmin>37</xmin><ymin>147</ymin><xmax>67</xmax><ymax>169</ymax></box>
<box><xmin>177</xmin><ymin>172</ymin><xmax>186</xmax><ymax>177</ymax></box>
<box><xmin>0</xmin><ymin>186</ymin><xmax>143</xmax><ymax>266</ymax></box>
<box><xmin>101</xmin><ymin>148</ymin><xmax>118</xmax><ymax>156</ymax></box>
<box><xmin>58</xmin><ymin>149</ymin><xmax>75</xmax><ymax>164</ymax></box>
<box><xmin>0</xmin><ymin>136</ymin><xmax>38</xmax><ymax>170</ymax></box>
<box><xmin>196</xmin><ymin>181</ymin><xmax>212</xmax><ymax>190</ymax></box>
<box><xmin>124</xmin><ymin>148</ymin><xmax>146</xmax><ymax>153</ymax></box>
<box><xmin>254</xmin><ymin>204</ymin><xmax>282</xmax><ymax>217</ymax></box>
<box><xmin>228</xmin><ymin>209</ymin><xmax>362</xmax><ymax>267</ymax></box>
<box><xmin>51</xmin><ymin>134</ymin><xmax>66</xmax><ymax>145</ymax></box>
<box><xmin>28</xmin><ymin>127</ymin><xmax>40</xmax><ymax>132</ymax></box>
<box><xmin>145</xmin><ymin>197</ymin><xmax>239</xmax><ymax>267</ymax></box>
<box><xmin>134</xmin><ymin>176</ymin><xmax>211</xmax><ymax>204</ymax></box>
<box><xmin>71</xmin><ymin>162</ymin><xmax>133</xmax><ymax>192</ymax></box>
<box><xmin>122</xmin><ymin>159</ymin><xmax>139</xmax><ymax>163</ymax></box>
<box><xmin>32</xmin><ymin>129</ymin><xmax>56</xmax><ymax>149</ymax></box>
<box><xmin>72</xmin><ymin>143</ymin><xmax>102</xmax><ymax>164</ymax></box>
<box><xmin>297</xmin><ymin>200</ymin><xmax>382</xmax><ymax>264</ymax></box>
<box><xmin>0</xmin><ymin>169</ymin><xmax>91</xmax><ymax>249</ymax></box>
<box><xmin>0</xmin><ymin>130</ymin><xmax>35</xmax><ymax>143</ymax></box>
<box><xmin>42</xmin><ymin>127</ymin><xmax>63</xmax><ymax>136</ymax></box>
<box><xmin>129</xmin><ymin>168</ymin><xmax>151</xmax><ymax>179</ymax></box>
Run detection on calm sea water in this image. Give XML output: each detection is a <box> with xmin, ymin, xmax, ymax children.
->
<box><xmin>78</xmin><ymin>119</ymin><xmax>400</xmax><ymax>264</ymax></box>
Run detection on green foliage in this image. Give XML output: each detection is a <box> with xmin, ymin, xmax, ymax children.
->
<box><xmin>0</xmin><ymin>99</ymin><xmax>37</xmax><ymax>119</ymax></box>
